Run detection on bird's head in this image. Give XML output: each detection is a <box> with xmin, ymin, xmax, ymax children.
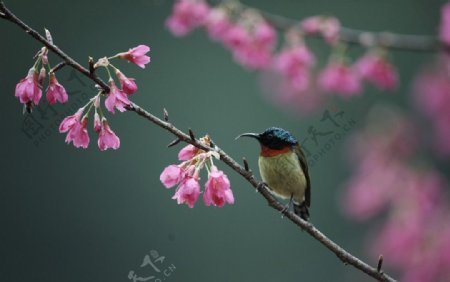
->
<box><xmin>236</xmin><ymin>127</ymin><xmax>298</xmax><ymax>150</ymax></box>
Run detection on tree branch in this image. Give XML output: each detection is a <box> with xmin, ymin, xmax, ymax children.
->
<box><xmin>0</xmin><ymin>2</ymin><xmax>396</xmax><ymax>281</ymax></box>
<box><xmin>225</xmin><ymin>0</ymin><xmax>440</xmax><ymax>52</ymax></box>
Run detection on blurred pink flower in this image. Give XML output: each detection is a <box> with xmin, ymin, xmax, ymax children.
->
<box><xmin>414</xmin><ymin>57</ymin><xmax>450</xmax><ymax>156</ymax></box>
<box><xmin>116</xmin><ymin>70</ymin><xmax>137</xmax><ymax>95</ymax></box>
<box><xmin>355</xmin><ymin>53</ymin><xmax>398</xmax><ymax>90</ymax></box>
<box><xmin>97</xmin><ymin>119</ymin><xmax>120</xmax><ymax>151</ymax></box>
<box><xmin>15</xmin><ymin>68</ymin><xmax>42</xmax><ymax>105</ymax></box>
<box><xmin>105</xmin><ymin>80</ymin><xmax>130</xmax><ymax>113</ymax></box>
<box><xmin>300</xmin><ymin>16</ymin><xmax>340</xmax><ymax>44</ymax></box>
<box><xmin>224</xmin><ymin>21</ymin><xmax>276</xmax><ymax>70</ymax></box>
<box><xmin>118</xmin><ymin>45</ymin><xmax>151</xmax><ymax>69</ymax></box>
<box><xmin>205</xmin><ymin>8</ymin><xmax>231</xmax><ymax>41</ymax></box>
<box><xmin>318</xmin><ymin>61</ymin><xmax>361</xmax><ymax>96</ymax></box>
<box><xmin>178</xmin><ymin>144</ymin><xmax>199</xmax><ymax>161</ymax></box>
<box><xmin>160</xmin><ymin>165</ymin><xmax>184</xmax><ymax>188</ymax></box>
<box><xmin>46</xmin><ymin>73</ymin><xmax>68</xmax><ymax>104</ymax></box>
<box><xmin>322</xmin><ymin>17</ymin><xmax>341</xmax><ymax>44</ymax></box>
<box><xmin>439</xmin><ymin>2</ymin><xmax>450</xmax><ymax>46</ymax></box>
<box><xmin>165</xmin><ymin>0</ymin><xmax>209</xmax><ymax>37</ymax></box>
<box><xmin>172</xmin><ymin>177</ymin><xmax>201</xmax><ymax>208</ymax></box>
<box><xmin>203</xmin><ymin>166</ymin><xmax>234</xmax><ymax>207</ymax></box>
<box><xmin>274</xmin><ymin>44</ymin><xmax>315</xmax><ymax>92</ymax></box>
<box><xmin>301</xmin><ymin>16</ymin><xmax>321</xmax><ymax>34</ymax></box>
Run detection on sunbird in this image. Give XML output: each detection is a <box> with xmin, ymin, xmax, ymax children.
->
<box><xmin>237</xmin><ymin>127</ymin><xmax>311</xmax><ymax>220</ymax></box>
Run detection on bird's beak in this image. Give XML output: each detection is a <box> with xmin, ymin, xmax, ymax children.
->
<box><xmin>235</xmin><ymin>133</ymin><xmax>260</xmax><ymax>141</ymax></box>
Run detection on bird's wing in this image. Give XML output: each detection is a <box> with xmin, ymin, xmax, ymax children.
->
<box><xmin>294</xmin><ymin>144</ymin><xmax>311</xmax><ymax>207</ymax></box>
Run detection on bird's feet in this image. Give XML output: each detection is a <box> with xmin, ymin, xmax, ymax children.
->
<box><xmin>280</xmin><ymin>193</ymin><xmax>294</xmax><ymax>218</ymax></box>
<box><xmin>256</xmin><ymin>182</ymin><xmax>268</xmax><ymax>193</ymax></box>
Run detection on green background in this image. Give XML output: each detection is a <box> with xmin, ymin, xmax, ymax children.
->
<box><xmin>0</xmin><ymin>0</ymin><xmax>443</xmax><ymax>281</ymax></box>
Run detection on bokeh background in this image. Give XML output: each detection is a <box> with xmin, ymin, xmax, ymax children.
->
<box><xmin>0</xmin><ymin>0</ymin><xmax>445</xmax><ymax>281</ymax></box>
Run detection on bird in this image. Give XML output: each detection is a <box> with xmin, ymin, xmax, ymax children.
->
<box><xmin>236</xmin><ymin>127</ymin><xmax>311</xmax><ymax>220</ymax></box>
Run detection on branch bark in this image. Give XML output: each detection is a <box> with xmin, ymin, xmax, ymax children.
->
<box><xmin>0</xmin><ymin>2</ymin><xmax>396</xmax><ymax>281</ymax></box>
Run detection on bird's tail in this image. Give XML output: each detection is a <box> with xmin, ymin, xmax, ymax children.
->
<box><xmin>294</xmin><ymin>202</ymin><xmax>310</xmax><ymax>221</ymax></box>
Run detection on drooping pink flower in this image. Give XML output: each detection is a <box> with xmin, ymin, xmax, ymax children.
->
<box><xmin>59</xmin><ymin>108</ymin><xmax>84</xmax><ymax>133</ymax></box>
<box><xmin>160</xmin><ymin>165</ymin><xmax>184</xmax><ymax>188</ymax></box>
<box><xmin>46</xmin><ymin>73</ymin><xmax>68</xmax><ymax>104</ymax></box>
<box><xmin>117</xmin><ymin>45</ymin><xmax>151</xmax><ymax>69</ymax></box>
<box><xmin>355</xmin><ymin>53</ymin><xmax>398</xmax><ymax>90</ymax></box>
<box><xmin>178</xmin><ymin>144</ymin><xmax>199</xmax><ymax>160</ymax></box>
<box><xmin>205</xmin><ymin>8</ymin><xmax>231</xmax><ymax>41</ymax></box>
<box><xmin>318</xmin><ymin>61</ymin><xmax>362</xmax><ymax>96</ymax></box>
<box><xmin>165</xmin><ymin>0</ymin><xmax>209</xmax><ymax>37</ymax></box>
<box><xmin>203</xmin><ymin>166</ymin><xmax>234</xmax><ymax>207</ymax></box>
<box><xmin>97</xmin><ymin>118</ymin><xmax>120</xmax><ymax>151</ymax></box>
<box><xmin>116</xmin><ymin>70</ymin><xmax>137</xmax><ymax>95</ymax></box>
<box><xmin>274</xmin><ymin>45</ymin><xmax>315</xmax><ymax>92</ymax></box>
<box><xmin>105</xmin><ymin>80</ymin><xmax>130</xmax><ymax>113</ymax></box>
<box><xmin>439</xmin><ymin>2</ymin><xmax>450</xmax><ymax>46</ymax></box>
<box><xmin>62</xmin><ymin>115</ymin><xmax>90</xmax><ymax>149</ymax></box>
<box><xmin>93</xmin><ymin>112</ymin><xmax>101</xmax><ymax>133</ymax></box>
<box><xmin>15</xmin><ymin>68</ymin><xmax>42</xmax><ymax>105</ymax></box>
<box><xmin>172</xmin><ymin>177</ymin><xmax>201</xmax><ymax>208</ymax></box>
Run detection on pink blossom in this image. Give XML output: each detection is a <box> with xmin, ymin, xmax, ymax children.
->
<box><xmin>105</xmin><ymin>80</ymin><xmax>130</xmax><ymax>113</ymax></box>
<box><xmin>46</xmin><ymin>73</ymin><xmax>68</xmax><ymax>104</ymax></box>
<box><xmin>203</xmin><ymin>166</ymin><xmax>234</xmax><ymax>207</ymax></box>
<box><xmin>322</xmin><ymin>17</ymin><xmax>341</xmax><ymax>44</ymax></box>
<box><xmin>355</xmin><ymin>54</ymin><xmax>398</xmax><ymax>90</ymax></box>
<box><xmin>160</xmin><ymin>165</ymin><xmax>184</xmax><ymax>188</ymax></box>
<box><xmin>93</xmin><ymin>112</ymin><xmax>101</xmax><ymax>133</ymax></box>
<box><xmin>274</xmin><ymin>45</ymin><xmax>315</xmax><ymax>92</ymax></box>
<box><xmin>15</xmin><ymin>68</ymin><xmax>42</xmax><ymax>105</ymax></box>
<box><xmin>118</xmin><ymin>45</ymin><xmax>151</xmax><ymax>69</ymax></box>
<box><xmin>59</xmin><ymin>108</ymin><xmax>84</xmax><ymax>133</ymax></box>
<box><xmin>301</xmin><ymin>16</ymin><xmax>321</xmax><ymax>34</ymax></box>
<box><xmin>205</xmin><ymin>8</ymin><xmax>231</xmax><ymax>41</ymax></box>
<box><xmin>178</xmin><ymin>144</ymin><xmax>199</xmax><ymax>160</ymax></box>
<box><xmin>165</xmin><ymin>0</ymin><xmax>209</xmax><ymax>37</ymax></box>
<box><xmin>116</xmin><ymin>70</ymin><xmax>137</xmax><ymax>95</ymax></box>
<box><xmin>61</xmin><ymin>115</ymin><xmax>90</xmax><ymax>149</ymax></box>
<box><xmin>300</xmin><ymin>16</ymin><xmax>340</xmax><ymax>44</ymax></box>
<box><xmin>439</xmin><ymin>2</ymin><xmax>450</xmax><ymax>46</ymax></box>
<box><xmin>225</xmin><ymin>22</ymin><xmax>276</xmax><ymax>69</ymax></box>
<box><xmin>223</xmin><ymin>24</ymin><xmax>249</xmax><ymax>50</ymax></box>
<box><xmin>318</xmin><ymin>61</ymin><xmax>362</xmax><ymax>96</ymax></box>
<box><xmin>172</xmin><ymin>177</ymin><xmax>201</xmax><ymax>208</ymax></box>
<box><xmin>97</xmin><ymin>119</ymin><xmax>120</xmax><ymax>151</ymax></box>
<box><xmin>413</xmin><ymin>58</ymin><xmax>450</xmax><ymax>156</ymax></box>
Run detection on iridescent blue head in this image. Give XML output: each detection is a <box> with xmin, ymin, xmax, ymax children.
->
<box><xmin>237</xmin><ymin>127</ymin><xmax>298</xmax><ymax>150</ymax></box>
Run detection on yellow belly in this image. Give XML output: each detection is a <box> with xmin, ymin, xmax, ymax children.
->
<box><xmin>258</xmin><ymin>150</ymin><xmax>306</xmax><ymax>204</ymax></box>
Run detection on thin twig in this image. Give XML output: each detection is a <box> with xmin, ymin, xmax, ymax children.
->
<box><xmin>0</xmin><ymin>2</ymin><xmax>396</xmax><ymax>281</ymax></box>
<box><xmin>50</xmin><ymin>61</ymin><xmax>66</xmax><ymax>73</ymax></box>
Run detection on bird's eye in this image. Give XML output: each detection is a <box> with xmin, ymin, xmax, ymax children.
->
<box><xmin>267</xmin><ymin>133</ymin><xmax>273</xmax><ymax>139</ymax></box>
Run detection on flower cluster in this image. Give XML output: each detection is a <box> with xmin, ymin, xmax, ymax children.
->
<box><xmin>160</xmin><ymin>136</ymin><xmax>234</xmax><ymax>208</ymax></box>
<box><xmin>58</xmin><ymin>44</ymin><xmax>150</xmax><ymax>150</ymax></box>
<box><xmin>414</xmin><ymin>55</ymin><xmax>450</xmax><ymax>156</ymax></box>
<box><xmin>341</xmin><ymin>106</ymin><xmax>450</xmax><ymax>282</ymax></box>
<box><xmin>165</xmin><ymin>0</ymin><xmax>399</xmax><ymax>113</ymax></box>
<box><xmin>14</xmin><ymin>37</ymin><xmax>150</xmax><ymax>150</ymax></box>
<box><xmin>15</xmin><ymin>47</ymin><xmax>68</xmax><ymax>112</ymax></box>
